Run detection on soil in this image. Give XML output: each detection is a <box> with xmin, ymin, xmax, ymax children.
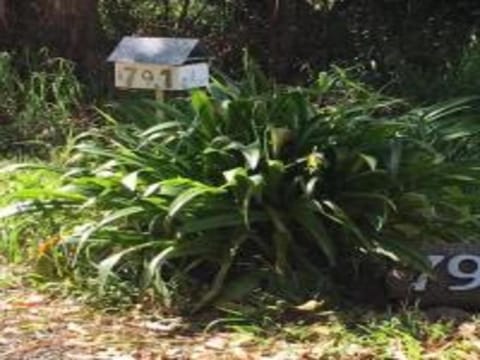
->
<box><xmin>0</xmin><ymin>265</ymin><xmax>320</xmax><ymax>360</ymax></box>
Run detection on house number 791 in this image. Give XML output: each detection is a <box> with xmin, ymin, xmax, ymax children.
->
<box><xmin>412</xmin><ymin>254</ymin><xmax>480</xmax><ymax>292</ymax></box>
<box><xmin>122</xmin><ymin>66</ymin><xmax>172</xmax><ymax>88</ymax></box>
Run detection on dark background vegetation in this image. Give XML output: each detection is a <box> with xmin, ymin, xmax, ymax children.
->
<box><xmin>2</xmin><ymin>0</ymin><xmax>480</xmax><ymax>97</ymax></box>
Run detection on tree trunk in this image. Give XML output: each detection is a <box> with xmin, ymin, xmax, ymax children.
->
<box><xmin>38</xmin><ymin>0</ymin><xmax>98</xmax><ymax>63</ymax></box>
<box><xmin>0</xmin><ymin>0</ymin><xmax>7</xmax><ymax>29</ymax></box>
<box><xmin>278</xmin><ymin>0</ymin><xmax>298</xmax><ymax>79</ymax></box>
<box><xmin>266</xmin><ymin>0</ymin><xmax>299</xmax><ymax>80</ymax></box>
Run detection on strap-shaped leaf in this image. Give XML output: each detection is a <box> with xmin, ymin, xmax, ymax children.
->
<box><xmin>293</xmin><ymin>200</ymin><xmax>336</xmax><ymax>265</ymax></box>
<box><xmin>98</xmin><ymin>241</ymin><xmax>158</xmax><ymax>294</ymax></box>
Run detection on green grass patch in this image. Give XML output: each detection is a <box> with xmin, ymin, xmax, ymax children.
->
<box><xmin>0</xmin><ymin>49</ymin><xmax>86</xmax><ymax>156</ymax></box>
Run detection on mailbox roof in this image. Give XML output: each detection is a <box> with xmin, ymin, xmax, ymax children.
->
<box><xmin>107</xmin><ymin>37</ymin><xmax>208</xmax><ymax>65</ymax></box>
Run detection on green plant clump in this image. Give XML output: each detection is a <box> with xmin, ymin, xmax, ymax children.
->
<box><xmin>3</xmin><ymin>66</ymin><xmax>480</xmax><ymax>311</ymax></box>
<box><xmin>0</xmin><ymin>50</ymin><xmax>83</xmax><ymax>155</ymax></box>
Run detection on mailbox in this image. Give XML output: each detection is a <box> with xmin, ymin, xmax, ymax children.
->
<box><xmin>107</xmin><ymin>37</ymin><xmax>210</xmax><ymax>92</ymax></box>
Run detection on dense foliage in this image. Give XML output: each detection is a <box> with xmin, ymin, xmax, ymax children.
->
<box><xmin>0</xmin><ymin>50</ymin><xmax>84</xmax><ymax>155</ymax></box>
<box><xmin>3</xmin><ymin>1</ymin><xmax>480</xmax><ymax>92</ymax></box>
<box><xmin>4</xmin><ymin>68</ymin><xmax>480</xmax><ymax>310</ymax></box>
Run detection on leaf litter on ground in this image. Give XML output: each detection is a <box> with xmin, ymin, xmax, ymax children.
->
<box><xmin>2</xmin><ymin>264</ymin><xmax>480</xmax><ymax>359</ymax></box>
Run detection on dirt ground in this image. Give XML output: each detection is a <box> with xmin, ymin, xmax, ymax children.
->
<box><xmin>3</xmin><ymin>264</ymin><xmax>480</xmax><ymax>360</ymax></box>
<box><xmin>0</xmin><ymin>266</ymin><xmax>327</xmax><ymax>360</ymax></box>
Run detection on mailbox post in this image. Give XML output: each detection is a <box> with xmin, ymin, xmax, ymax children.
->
<box><xmin>107</xmin><ymin>37</ymin><xmax>210</xmax><ymax>101</ymax></box>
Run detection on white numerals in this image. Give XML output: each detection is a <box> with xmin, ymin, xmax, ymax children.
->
<box><xmin>412</xmin><ymin>254</ymin><xmax>480</xmax><ymax>292</ymax></box>
<box><xmin>411</xmin><ymin>255</ymin><xmax>444</xmax><ymax>291</ymax></box>
<box><xmin>447</xmin><ymin>255</ymin><xmax>480</xmax><ymax>291</ymax></box>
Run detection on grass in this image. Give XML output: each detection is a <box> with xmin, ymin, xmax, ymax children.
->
<box><xmin>0</xmin><ymin>158</ymin><xmax>95</xmax><ymax>279</ymax></box>
<box><xmin>205</xmin><ymin>305</ymin><xmax>479</xmax><ymax>359</ymax></box>
<box><xmin>0</xmin><ymin>49</ymin><xmax>87</xmax><ymax>157</ymax></box>
<box><xmin>0</xmin><ymin>158</ymin><xmax>152</xmax><ymax>312</ymax></box>
<box><xmin>0</xmin><ymin>161</ymin><xmax>60</xmax><ymax>262</ymax></box>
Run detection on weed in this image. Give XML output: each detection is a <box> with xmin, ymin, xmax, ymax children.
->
<box><xmin>0</xmin><ymin>49</ymin><xmax>84</xmax><ymax>156</ymax></box>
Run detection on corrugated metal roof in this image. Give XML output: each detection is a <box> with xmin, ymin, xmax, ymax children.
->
<box><xmin>107</xmin><ymin>37</ymin><xmax>207</xmax><ymax>65</ymax></box>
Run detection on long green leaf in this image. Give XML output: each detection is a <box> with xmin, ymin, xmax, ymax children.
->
<box><xmin>98</xmin><ymin>241</ymin><xmax>158</xmax><ymax>294</ymax></box>
<box><xmin>293</xmin><ymin>201</ymin><xmax>336</xmax><ymax>265</ymax></box>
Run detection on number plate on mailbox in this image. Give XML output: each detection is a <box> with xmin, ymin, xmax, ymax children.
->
<box><xmin>387</xmin><ymin>244</ymin><xmax>480</xmax><ymax>308</ymax></box>
<box><xmin>115</xmin><ymin>62</ymin><xmax>209</xmax><ymax>91</ymax></box>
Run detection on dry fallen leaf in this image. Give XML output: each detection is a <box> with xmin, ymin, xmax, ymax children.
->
<box><xmin>388</xmin><ymin>339</ymin><xmax>408</xmax><ymax>360</ymax></box>
<box><xmin>458</xmin><ymin>322</ymin><xmax>477</xmax><ymax>339</ymax></box>
<box><xmin>205</xmin><ymin>335</ymin><xmax>230</xmax><ymax>351</ymax></box>
<box><xmin>141</xmin><ymin>320</ymin><xmax>183</xmax><ymax>333</ymax></box>
<box><xmin>260</xmin><ymin>350</ymin><xmax>299</xmax><ymax>360</ymax></box>
<box><xmin>13</xmin><ymin>294</ymin><xmax>45</xmax><ymax>308</ymax></box>
<box><xmin>293</xmin><ymin>300</ymin><xmax>324</xmax><ymax>312</ymax></box>
<box><xmin>229</xmin><ymin>346</ymin><xmax>258</xmax><ymax>360</ymax></box>
<box><xmin>343</xmin><ymin>343</ymin><xmax>372</xmax><ymax>358</ymax></box>
<box><xmin>0</xmin><ymin>302</ymin><xmax>12</xmax><ymax>311</ymax></box>
<box><xmin>67</xmin><ymin>322</ymin><xmax>88</xmax><ymax>335</ymax></box>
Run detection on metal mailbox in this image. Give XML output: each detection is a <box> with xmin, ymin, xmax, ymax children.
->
<box><xmin>108</xmin><ymin>37</ymin><xmax>210</xmax><ymax>92</ymax></box>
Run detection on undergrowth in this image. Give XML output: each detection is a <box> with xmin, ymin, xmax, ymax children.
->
<box><xmin>2</xmin><ymin>64</ymin><xmax>480</xmax><ymax>314</ymax></box>
<box><xmin>0</xmin><ymin>49</ymin><xmax>85</xmax><ymax>156</ymax></box>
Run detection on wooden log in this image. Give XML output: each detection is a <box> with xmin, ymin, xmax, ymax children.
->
<box><xmin>387</xmin><ymin>244</ymin><xmax>480</xmax><ymax>309</ymax></box>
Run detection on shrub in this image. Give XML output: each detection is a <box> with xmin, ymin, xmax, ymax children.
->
<box><xmin>3</xmin><ymin>68</ymin><xmax>480</xmax><ymax>311</ymax></box>
<box><xmin>0</xmin><ymin>50</ymin><xmax>84</xmax><ymax>156</ymax></box>
<box><xmin>390</xmin><ymin>38</ymin><xmax>480</xmax><ymax>102</ymax></box>
<box><xmin>0</xmin><ymin>161</ymin><xmax>65</xmax><ymax>267</ymax></box>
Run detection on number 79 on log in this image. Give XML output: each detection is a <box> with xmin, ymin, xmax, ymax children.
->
<box><xmin>412</xmin><ymin>254</ymin><xmax>480</xmax><ymax>292</ymax></box>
